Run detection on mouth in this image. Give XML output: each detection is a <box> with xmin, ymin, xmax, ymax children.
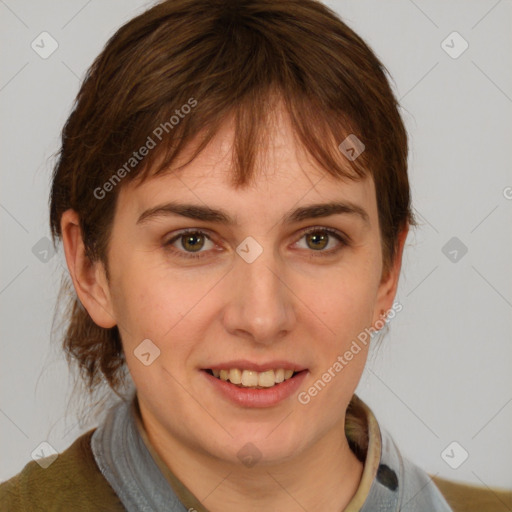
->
<box><xmin>204</xmin><ymin>368</ymin><xmax>304</xmax><ymax>389</ymax></box>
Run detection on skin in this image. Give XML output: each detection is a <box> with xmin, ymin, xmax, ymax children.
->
<box><xmin>61</xmin><ymin>103</ymin><xmax>408</xmax><ymax>512</ymax></box>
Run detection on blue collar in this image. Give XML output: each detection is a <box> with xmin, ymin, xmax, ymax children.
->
<box><xmin>90</xmin><ymin>394</ymin><xmax>452</xmax><ymax>511</ymax></box>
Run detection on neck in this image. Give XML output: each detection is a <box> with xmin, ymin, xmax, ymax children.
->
<box><xmin>140</xmin><ymin>405</ymin><xmax>363</xmax><ymax>512</ymax></box>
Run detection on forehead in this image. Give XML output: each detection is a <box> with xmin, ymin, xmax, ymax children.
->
<box><xmin>118</xmin><ymin>105</ymin><xmax>377</xmax><ymax>222</ymax></box>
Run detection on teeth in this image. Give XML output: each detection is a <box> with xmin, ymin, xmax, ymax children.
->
<box><xmin>212</xmin><ymin>368</ymin><xmax>298</xmax><ymax>388</ymax></box>
<box><xmin>241</xmin><ymin>370</ymin><xmax>259</xmax><ymax>387</ymax></box>
<box><xmin>229</xmin><ymin>368</ymin><xmax>242</xmax><ymax>384</ymax></box>
<box><xmin>258</xmin><ymin>370</ymin><xmax>276</xmax><ymax>388</ymax></box>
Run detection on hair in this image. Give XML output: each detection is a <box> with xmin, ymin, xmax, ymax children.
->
<box><xmin>49</xmin><ymin>0</ymin><xmax>413</xmax><ymax>403</ymax></box>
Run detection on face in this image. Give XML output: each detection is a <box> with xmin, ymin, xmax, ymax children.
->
<box><xmin>84</xmin><ymin>105</ymin><xmax>401</xmax><ymax>467</ymax></box>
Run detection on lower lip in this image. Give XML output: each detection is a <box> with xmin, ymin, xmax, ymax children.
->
<box><xmin>201</xmin><ymin>370</ymin><xmax>308</xmax><ymax>408</ymax></box>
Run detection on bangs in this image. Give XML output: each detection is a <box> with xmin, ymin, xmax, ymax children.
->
<box><xmin>131</xmin><ymin>86</ymin><xmax>368</xmax><ymax>189</ymax></box>
<box><xmin>83</xmin><ymin>0</ymin><xmax>382</xmax><ymax>193</ymax></box>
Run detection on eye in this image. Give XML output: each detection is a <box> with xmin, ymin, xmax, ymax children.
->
<box><xmin>295</xmin><ymin>227</ymin><xmax>348</xmax><ymax>256</ymax></box>
<box><xmin>164</xmin><ymin>226</ymin><xmax>349</xmax><ymax>261</ymax></box>
<box><xmin>164</xmin><ymin>229</ymin><xmax>216</xmax><ymax>259</ymax></box>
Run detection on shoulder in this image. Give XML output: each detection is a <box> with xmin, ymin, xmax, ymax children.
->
<box><xmin>0</xmin><ymin>429</ymin><xmax>125</xmax><ymax>511</ymax></box>
<box><xmin>430</xmin><ymin>474</ymin><xmax>512</xmax><ymax>512</ymax></box>
<box><xmin>368</xmin><ymin>426</ymin><xmax>453</xmax><ymax>511</ymax></box>
<box><xmin>398</xmin><ymin>457</ymin><xmax>453</xmax><ymax>510</ymax></box>
<box><xmin>398</xmin><ymin>457</ymin><xmax>512</xmax><ymax>512</ymax></box>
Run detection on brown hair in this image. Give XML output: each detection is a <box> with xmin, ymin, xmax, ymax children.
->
<box><xmin>49</xmin><ymin>0</ymin><xmax>413</xmax><ymax>398</ymax></box>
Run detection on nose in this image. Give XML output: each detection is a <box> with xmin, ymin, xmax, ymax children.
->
<box><xmin>221</xmin><ymin>246</ymin><xmax>296</xmax><ymax>345</ymax></box>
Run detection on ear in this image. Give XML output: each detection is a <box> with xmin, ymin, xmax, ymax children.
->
<box><xmin>60</xmin><ymin>209</ymin><xmax>117</xmax><ymax>328</ymax></box>
<box><xmin>372</xmin><ymin>224</ymin><xmax>409</xmax><ymax>324</ymax></box>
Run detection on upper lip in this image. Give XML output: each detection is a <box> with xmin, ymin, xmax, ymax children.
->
<box><xmin>205</xmin><ymin>360</ymin><xmax>307</xmax><ymax>372</ymax></box>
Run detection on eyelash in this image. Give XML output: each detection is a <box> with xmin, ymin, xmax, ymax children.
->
<box><xmin>164</xmin><ymin>227</ymin><xmax>349</xmax><ymax>260</ymax></box>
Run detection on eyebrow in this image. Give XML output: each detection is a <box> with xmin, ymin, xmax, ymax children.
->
<box><xmin>136</xmin><ymin>200</ymin><xmax>370</xmax><ymax>226</ymax></box>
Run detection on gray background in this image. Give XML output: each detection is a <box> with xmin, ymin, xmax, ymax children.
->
<box><xmin>1</xmin><ymin>0</ymin><xmax>511</xmax><ymax>490</ymax></box>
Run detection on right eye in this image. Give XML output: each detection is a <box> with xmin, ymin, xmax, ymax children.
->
<box><xmin>164</xmin><ymin>229</ymin><xmax>217</xmax><ymax>259</ymax></box>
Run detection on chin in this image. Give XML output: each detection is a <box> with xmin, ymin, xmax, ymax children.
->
<box><xmin>206</xmin><ymin>424</ymin><xmax>308</xmax><ymax>467</ymax></box>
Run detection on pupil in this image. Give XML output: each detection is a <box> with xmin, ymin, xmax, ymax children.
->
<box><xmin>183</xmin><ymin>233</ymin><xmax>203</xmax><ymax>251</ymax></box>
<box><xmin>308</xmin><ymin>232</ymin><xmax>327</xmax><ymax>250</ymax></box>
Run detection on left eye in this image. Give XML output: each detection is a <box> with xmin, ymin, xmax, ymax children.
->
<box><xmin>295</xmin><ymin>228</ymin><xmax>346</xmax><ymax>253</ymax></box>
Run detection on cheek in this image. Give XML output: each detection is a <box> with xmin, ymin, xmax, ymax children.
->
<box><xmin>108</xmin><ymin>258</ymin><xmax>178</xmax><ymax>343</ymax></box>
<box><xmin>109</xmin><ymin>257</ymin><xmax>222</xmax><ymax>358</ymax></box>
<box><xmin>111</xmin><ymin>272</ymin><xmax>198</xmax><ymax>395</ymax></box>
<box><xmin>300</xmin><ymin>260</ymin><xmax>381</xmax><ymax>342</ymax></box>
<box><xmin>295</xmin><ymin>265</ymin><xmax>381</xmax><ymax>407</ymax></box>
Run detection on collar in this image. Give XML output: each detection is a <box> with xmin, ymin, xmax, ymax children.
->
<box><xmin>130</xmin><ymin>394</ymin><xmax>381</xmax><ymax>512</ymax></box>
<box><xmin>91</xmin><ymin>393</ymin><xmax>452</xmax><ymax>511</ymax></box>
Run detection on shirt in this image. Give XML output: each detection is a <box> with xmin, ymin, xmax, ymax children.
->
<box><xmin>6</xmin><ymin>393</ymin><xmax>510</xmax><ymax>511</ymax></box>
<box><xmin>89</xmin><ymin>392</ymin><xmax>452</xmax><ymax>511</ymax></box>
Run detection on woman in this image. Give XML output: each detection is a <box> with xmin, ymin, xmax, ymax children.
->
<box><xmin>0</xmin><ymin>0</ymin><xmax>472</xmax><ymax>510</ymax></box>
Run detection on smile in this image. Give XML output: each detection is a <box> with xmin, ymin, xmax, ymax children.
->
<box><xmin>206</xmin><ymin>368</ymin><xmax>297</xmax><ymax>388</ymax></box>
